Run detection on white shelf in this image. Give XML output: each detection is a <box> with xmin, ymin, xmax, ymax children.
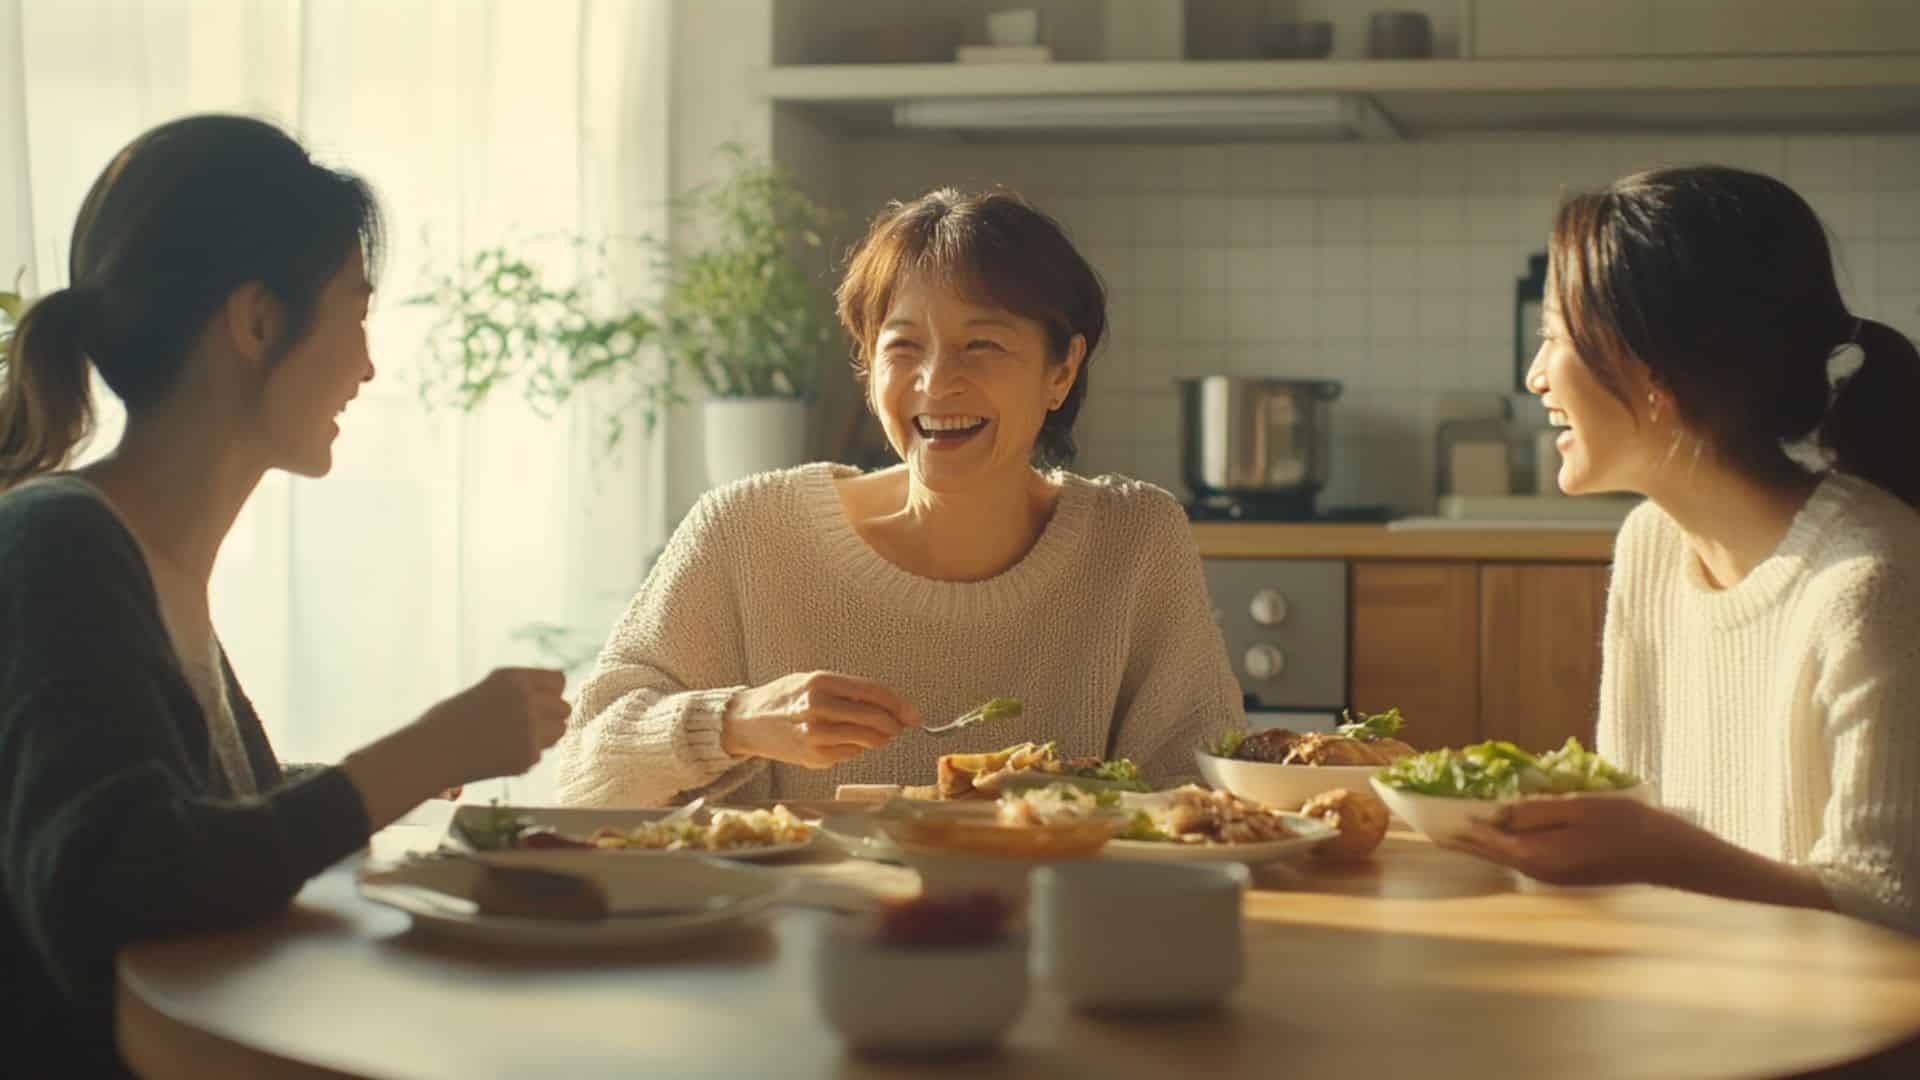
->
<box><xmin>759</xmin><ymin>55</ymin><xmax>1920</xmax><ymax>137</ymax></box>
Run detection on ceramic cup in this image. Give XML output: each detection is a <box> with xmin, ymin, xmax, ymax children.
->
<box><xmin>814</xmin><ymin>918</ymin><xmax>1029</xmax><ymax>1054</ymax></box>
<box><xmin>1030</xmin><ymin>860</ymin><xmax>1248</xmax><ymax>1013</ymax></box>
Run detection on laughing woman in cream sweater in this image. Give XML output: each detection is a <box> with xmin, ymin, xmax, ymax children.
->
<box><xmin>556</xmin><ymin>189</ymin><xmax>1243</xmax><ymax>806</ymax></box>
<box><xmin>1459</xmin><ymin>166</ymin><xmax>1920</xmax><ymax>935</ymax></box>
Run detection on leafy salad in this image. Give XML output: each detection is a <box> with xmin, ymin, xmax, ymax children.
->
<box><xmin>1203</xmin><ymin>706</ymin><xmax>1408</xmax><ymax>759</ymax></box>
<box><xmin>1374</xmin><ymin>737</ymin><xmax>1639</xmax><ymax>800</ymax></box>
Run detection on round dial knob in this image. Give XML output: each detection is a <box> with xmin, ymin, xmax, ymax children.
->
<box><xmin>1249</xmin><ymin>589</ymin><xmax>1289</xmax><ymax>626</ymax></box>
<box><xmin>1243</xmin><ymin>643</ymin><xmax>1286</xmax><ymax>681</ymax></box>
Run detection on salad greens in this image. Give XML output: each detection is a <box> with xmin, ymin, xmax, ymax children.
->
<box><xmin>1118</xmin><ymin>811</ymin><xmax>1170</xmax><ymax>842</ymax></box>
<box><xmin>1375</xmin><ymin>737</ymin><xmax>1639</xmax><ymax>799</ymax></box>
<box><xmin>1335</xmin><ymin>707</ymin><xmax>1405</xmax><ymax>741</ymax></box>
<box><xmin>975</xmin><ymin>696</ymin><xmax>1023</xmax><ymax>724</ymax></box>
<box><xmin>1203</xmin><ymin>729</ymin><xmax>1246</xmax><ymax>759</ymax></box>
<box><xmin>1013</xmin><ymin>740</ymin><xmax>1151</xmax><ymax>792</ymax></box>
<box><xmin>455</xmin><ymin>800</ymin><xmax>528</xmax><ymax>851</ymax></box>
<box><xmin>1075</xmin><ymin>758</ymin><xmax>1146</xmax><ymax>789</ymax></box>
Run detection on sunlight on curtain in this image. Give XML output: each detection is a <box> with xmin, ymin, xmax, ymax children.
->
<box><xmin>6</xmin><ymin>0</ymin><xmax>671</xmax><ymax>804</ymax></box>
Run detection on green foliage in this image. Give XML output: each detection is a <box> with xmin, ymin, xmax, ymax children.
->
<box><xmin>409</xmin><ymin>238</ymin><xmax>669</xmax><ymax>452</ymax></box>
<box><xmin>0</xmin><ymin>268</ymin><xmax>25</xmax><ymax>352</ymax></box>
<box><xmin>656</xmin><ymin>144</ymin><xmax>835</xmax><ymax>401</ymax></box>
<box><xmin>409</xmin><ymin>145</ymin><xmax>835</xmax><ymax>451</ymax></box>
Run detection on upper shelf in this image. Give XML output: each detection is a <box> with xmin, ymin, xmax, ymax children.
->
<box><xmin>759</xmin><ymin>55</ymin><xmax>1920</xmax><ymax>138</ymax></box>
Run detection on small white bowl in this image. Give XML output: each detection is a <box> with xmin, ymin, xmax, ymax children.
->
<box><xmin>1195</xmin><ymin>750</ymin><xmax>1380</xmax><ymax>811</ymax></box>
<box><xmin>814</xmin><ymin>918</ymin><xmax>1027</xmax><ymax>1054</ymax></box>
<box><xmin>1031</xmin><ymin>860</ymin><xmax>1247</xmax><ymax>1013</ymax></box>
<box><xmin>1369</xmin><ymin>776</ymin><xmax>1655</xmax><ymax>845</ymax></box>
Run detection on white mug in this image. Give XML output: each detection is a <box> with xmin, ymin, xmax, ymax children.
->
<box><xmin>1031</xmin><ymin>860</ymin><xmax>1247</xmax><ymax>1012</ymax></box>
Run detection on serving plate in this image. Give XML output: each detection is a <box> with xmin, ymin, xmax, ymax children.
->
<box><xmin>446</xmin><ymin>804</ymin><xmax>819</xmax><ymax>870</ymax></box>
<box><xmin>358</xmin><ymin>854</ymin><xmax>788</xmax><ymax>947</ymax></box>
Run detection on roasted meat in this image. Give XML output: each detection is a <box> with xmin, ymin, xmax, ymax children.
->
<box><xmin>1231</xmin><ymin>728</ymin><xmax>1307</xmax><ymax>764</ymax></box>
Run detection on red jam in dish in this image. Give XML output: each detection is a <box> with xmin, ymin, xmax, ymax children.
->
<box><xmin>875</xmin><ymin>891</ymin><xmax>1010</xmax><ymax>948</ymax></box>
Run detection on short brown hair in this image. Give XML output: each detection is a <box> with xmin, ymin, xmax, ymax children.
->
<box><xmin>835</xmin><ymin>188</ymin><xmax>1106</xmax><ymax>467</ymax></box>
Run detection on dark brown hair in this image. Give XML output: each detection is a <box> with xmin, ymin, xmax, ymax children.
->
<box><xmin>1550</xmin><ymin>165</ymin><xmax>1920</xmax><ymax>506</ymax></box>
<box><xmin>0</xmin><ymin>113</ymin><xmax>384</xmax><ymax>490</ymax></box>
<box><xmin>835</xmin><ymin>188</ymin><xmax>1106</xmax><ymax>468</ymax></box>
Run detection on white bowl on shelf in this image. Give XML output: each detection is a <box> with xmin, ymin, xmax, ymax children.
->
<box><xmin>1368</xmin><ymin>776</ymin><xmax>1655</xmax><ymax>846</ymax></box>
<box><xmin>1194</xmin><ymin>750</ymin><xmax>1380</xmax><ymax>811</ymax></box>
<box><xmin>814</xmin><ymin>918</ymin><xmax>1028</xmax><ymax>1054</ymax></box>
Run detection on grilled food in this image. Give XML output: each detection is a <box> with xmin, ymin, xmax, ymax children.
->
<box><xmin>928</xmin><ymin>740</ymin><xmax>1147</xmax><ymax>799</ymax></box>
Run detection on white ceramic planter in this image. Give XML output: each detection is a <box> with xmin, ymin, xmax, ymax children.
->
<box><xmin>702</xmin><ymin>397</ymin><xmax>809</xmax><ymax>488</ymax></box>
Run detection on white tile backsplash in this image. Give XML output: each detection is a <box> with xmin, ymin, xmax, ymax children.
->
<box><xmin>840</xmin><ymin>134</ymin><xmax>1920</xmax><ymax>511</ymax></box>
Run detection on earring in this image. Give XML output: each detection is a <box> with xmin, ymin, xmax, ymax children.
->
<box><xmin>1647</xmin><ymin>391</ymin><xmax>1663</xmax><ymax>424</ymax></box>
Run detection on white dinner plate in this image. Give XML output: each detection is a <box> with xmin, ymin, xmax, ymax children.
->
<box><xmin>815</xmin><ymin>815</ymin><xmax>904</xmax><ymax>863</ymax></box>
<box><xmin>358</xmin><ymin>854</ymin><xmax>788</xmax><ymax>948</ymax></box>
<box><xmin>1100</xmin><ymin>813</ymin><xmax>1337</xmax><ymax>865</ymax></box>
<box><xmin>445</xmin><ymin>804</ymin><xmax>819</xmax><ymax>867</ymax></box>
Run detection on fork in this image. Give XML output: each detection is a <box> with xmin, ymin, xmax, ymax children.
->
<box><xmin>923</xmin><ymin>696</ymin><xmax>1023</xmax><ymax>737</ymax></box>
<box><xmin>663</xmin><ymin>795</ymin><xmax>707</xmax><ymax>823</ymax></box>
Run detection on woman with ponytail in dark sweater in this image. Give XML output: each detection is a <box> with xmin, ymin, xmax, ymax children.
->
<box><xmin>1457</xmin><ymin>165</ymin><xmax>1920</xmax><ymax>935</ymax></box>
<box><xmin>0</xmin><ymin>115</ymin><xmax>573</xmax><ymax>1074</ymax></box>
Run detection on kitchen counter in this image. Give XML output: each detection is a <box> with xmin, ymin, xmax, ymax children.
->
<box><xmin>1192</xmin><ymin>522</ymin><xmax>1617</xmax><ymax>561</ymax></box>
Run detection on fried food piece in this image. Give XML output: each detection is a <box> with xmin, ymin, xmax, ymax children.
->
<box><xmin>936</xmin><ymin>742</ymin><xmax>1053</xmax><ymax>798</ymax></box>
<box><xmin>1369</xmin><ymin>737</ymin><xmax>1417</xmax><ymax>761</ymax></box>
<box><xmin>1299</xmin><ymin>788</ymin><xmax>1389</xmax><ymax>860</ymax></box>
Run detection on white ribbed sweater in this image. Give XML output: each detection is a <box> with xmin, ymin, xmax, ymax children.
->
<box><xmin>1600</xmin><ymin>473</ymin><xmax>1920</xmax><ymax>934</ymax></box>
<box><xmin>556</xmin><ymin>463</ymin><xmax>1245</xmax><ymax>806</ymax></box>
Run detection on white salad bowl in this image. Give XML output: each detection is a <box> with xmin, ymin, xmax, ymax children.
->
<box><xmin>1369</xmin><ymin>776</ymin><xmax>1655</xmax><ymax>846</ymax></box>
<box><xmin>1194</xmin><ymin>750</ymin><xmax>1380</xmax><ymax>811</ymax></box>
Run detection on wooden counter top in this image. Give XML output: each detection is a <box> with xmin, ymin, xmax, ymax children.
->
<box><xmin>1193</xmin><ymin>523</ymin><xmax>1618</xmax><ymax>561</ymax></box>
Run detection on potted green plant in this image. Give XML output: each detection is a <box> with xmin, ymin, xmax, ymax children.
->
<box><xmin>0</xmin><ymin>271</ymin><xmax>24</xmax><ymax>354</ymax></box>
<box><xmin>657</xmin><ymin>145</ymin><xmax>835</xmax><ymax>487</ymax></box>
<box><xmin>409</xmin><ymin>239</ymin><xmax>665</xmax><ymax>453</ymax></box>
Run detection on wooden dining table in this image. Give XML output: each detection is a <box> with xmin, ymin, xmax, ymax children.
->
<box><xmin>116</xmin><ymin>802</ymin><xmax>1920</xmax><ymax>1079</ymax></box>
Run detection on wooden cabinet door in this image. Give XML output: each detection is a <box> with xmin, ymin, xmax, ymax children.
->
<box><xmin>1349</xmin><ymin>563</ymin><xmax>1479</xmax><ymax>752</ymax></box>
<box><xmin>1478</xmin><ymin>563</ymin><xmax>1610</xmax><ymax>751</ymax></box>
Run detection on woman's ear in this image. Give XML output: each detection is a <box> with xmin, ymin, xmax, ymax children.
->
<box><xmin>1049</xmin><ymin>334</ymin><xmax>1088</xmax><ymax>409</ymax></box>
<box><xmin>219</xmin><ymin>281</ymin><xmax>282</xmax><ymax>372</ymax></box>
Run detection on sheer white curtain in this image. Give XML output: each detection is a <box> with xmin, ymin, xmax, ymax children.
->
<box><xmin>2</xmin><ymin>0</ymin><xmax>672</xmax><ymax>803</ymax></box>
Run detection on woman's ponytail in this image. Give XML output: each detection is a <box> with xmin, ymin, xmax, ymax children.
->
<box><xmin>0</xmin><ymin>289</ymin><xmax>98</xmax><ymax>492</ymax></box>
<box><xmin>1821</xmin><ymin>317</ymin><xmax>1920</xmax><ymax>509</ymax></box>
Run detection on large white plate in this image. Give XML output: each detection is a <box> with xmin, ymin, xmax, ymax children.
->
<box><xmin>446</xmin><ymin>804</ymin><xmax>819</xmax><ymax>867</ymax></box>
<box><xmin>358</xmin><ymin>854</ymin><xmax>788</xmax><ymax>948</ymax></box>
<box><xmin>1100</xmin><ymin>813</ymin><xmax>1337</xmax><ymax>865</ymax></box>
<box><xmin>815</xmin><ymin>814</ymin><xmax>904</xmax><ymax>863</ymax></box>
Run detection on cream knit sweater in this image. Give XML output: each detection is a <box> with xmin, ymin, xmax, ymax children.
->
<box><xmin>1600</xmin><ymin>472</ymin><xmax>1920</xmax><ymax>934</ymax></box>
<box><xmin>556</xmin><ymin>463</ymin><xmax>1245</xmax><ymax>806</ymax></box>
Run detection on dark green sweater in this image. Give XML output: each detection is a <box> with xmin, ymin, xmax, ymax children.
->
<box><xmin>0</xmin><ymin>477</ymin><xmax>371</xmax><ymax>1076</ymax></box>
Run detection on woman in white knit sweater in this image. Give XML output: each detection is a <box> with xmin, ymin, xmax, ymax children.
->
<box><xmin>1459</xmin><ymin>166</ymin><xmax>1920</xmax><ymax>935</ymax></box>
<box><xmin>556</xmin><ymin>189</ymin><xmax>1244</xmax><ymax>806</ymax></box>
